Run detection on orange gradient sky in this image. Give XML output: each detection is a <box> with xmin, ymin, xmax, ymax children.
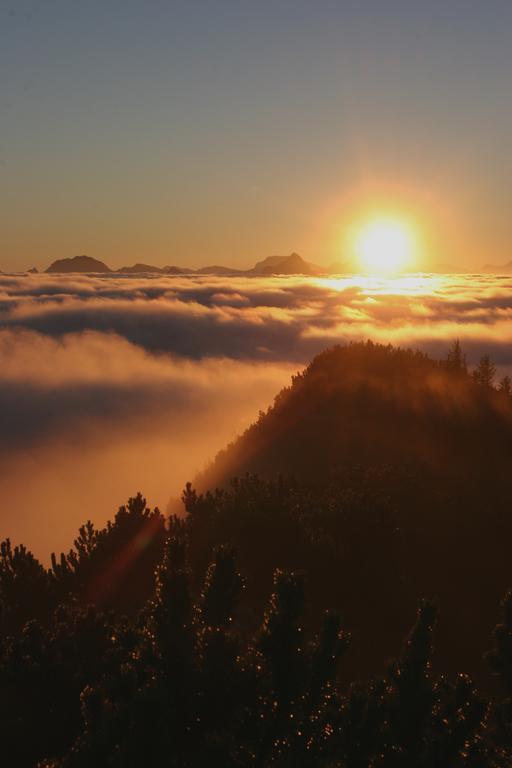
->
<box><xmin>1</xmin><ymin>1</ymin><xmax>512</xmax><ymax>272</ymax></box>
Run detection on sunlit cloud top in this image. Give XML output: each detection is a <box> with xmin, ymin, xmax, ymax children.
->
<box><xmin>2</xmin><ymin>272</ymin><xmax>512</xmax><ymax>367</ymax></box>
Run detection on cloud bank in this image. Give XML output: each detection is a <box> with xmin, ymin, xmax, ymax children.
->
<box><xmin>3</xmin><ymin>272</ymin><xmax>512</xmax><ymax>364</ymax></box>
<box><xmin>2</xmin><ymin>271</ymin><xmax>512</xmax><ymax>556</ymax></box>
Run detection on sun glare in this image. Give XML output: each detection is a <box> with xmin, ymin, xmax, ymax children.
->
<box><xmin>355</xmin><ymin>218</ymin><xmax>416</xmax><ymax>274</ymax></box>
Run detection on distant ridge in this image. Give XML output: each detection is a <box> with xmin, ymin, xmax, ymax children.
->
<box><xmin>481</xmin><ymin>260</ymin><xmax>512</xmax><ymax>274</ymax></box>
<box><xmin>252</xmin><ymin>252</ymin><xmax>321</xmax><ymax>276</ymax></box>
<box><xmin>111</xmin><ymin>263</ymin><xmax>196</xmax><ymax>275</ymax></box>
<box><xmin>162</xmin><ymin>265</ymin><xmax>195</xmax><ymax>275</ymax></box>
<box><xmin>46</xmin><ymin>255</ymin><xmax>111</xmax><ymax>273</ymax></box>
<box><xmin>249</xmin><ymin>253</ymin><xmax>349</xmax><ymax>275</ymax></box>
<box><xmin>26</xmin><ymin>253</ymin><xmax>512</xmax><ymax>276</ymax></box>
<box><xmin>195</xmin><ymin>265</ymin><xmax>246</xmax><ymax>276</ymax></box>
<box><xmin>41</xmin><ymin>252</ymin><xmax>347</xmax><ymax>276</ymax></box>
<box><xmin>117</xmin><ymin>263</ymin><xmax>164</xmax><ymax>274</ymax></box>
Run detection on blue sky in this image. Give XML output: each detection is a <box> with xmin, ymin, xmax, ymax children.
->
<box><xmin>1</xmin><ymin>0</ymin><xmax>511</xmax><ymax>269</ymax></box>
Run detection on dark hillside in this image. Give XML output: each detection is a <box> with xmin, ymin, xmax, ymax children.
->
<box><xmin>199</xmin><ymin>342</ymin><xmax>512</xmax><ymax>491</ymax></box>
<box><xmin>191</xmin><ymin>343</ymin><xmax>512</xmax><ymax>685</ymax></box>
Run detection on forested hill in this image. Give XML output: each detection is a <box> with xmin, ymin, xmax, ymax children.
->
<box><xmin>4</xmin><ymin>342</ymin><xmax>512</xmax><ymax>764</ymax></box>
<box><xmin>188</xmin><ymin>342</ymin><xmax>512</xmax><ymax>685</ymax></box>
<box><xmin>199</xmin><ymin>340</ymin><xmax>512</xmax><ymax>492</ymax></box>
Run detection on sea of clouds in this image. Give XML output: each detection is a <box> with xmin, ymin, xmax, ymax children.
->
<box><xmin>2</xmin><ymin>271</ymin><xmax>512</xmax><ymax>556</ymax></box>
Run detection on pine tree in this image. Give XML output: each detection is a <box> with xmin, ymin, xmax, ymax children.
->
<box><xmin>499</xmin><ymin>376</ymin><xmax>512</xmax><ymax>396</ymax></box>
<box><xmin>486</xmin><ymin>590</ymin><xmax>512</xmax><ymax>760</ymax></box>
<box><xmin>424</xmin><ymin>674</ymin><xmax>487</xmax><ymax>767</ymax></box>
<box><xmin>254</xmin><ymin>570</ymin><xmax>306</xmax><ymax>765</ymax></box>
<box><xmin>488</xmin><ymin>591</ymin><xmax>512</xmax><ymax>696</ymax></box>
<box><xmin>384</xmin><ymin>601</ymin><xmax>437</xmax><ymax>766</ymax></box>
<box><xmin>258</xmin><ymin>569</ymin><xmax>305</xmax><ymax>707</ymax></box>
<box><xmin>148</xmin><ymin>522</ymin><xmax>193</xmax><ymax>679</ymax></box>
<box><xmin>0</xmin><ymin>539</ymin><xmax>51</xmax><ymax>634</ymax></box>
<box><xmin>200</xmin><ymin>545</ymin><xmax>245</xmax><ymax>627</ymax></box>
<box><xmin>446</xmin><ymin>340</ymin><xmax>467</xmax><ymax>374</ymax></box>
<box><xmin>195</xmin><ymin>546</ymin><xmax>245</xmax><ymax>746</ymax></box>
<box><xmin>473</xmin><ymin>355</ymin><xmax>496</xmax><ymax>388</ymax></box>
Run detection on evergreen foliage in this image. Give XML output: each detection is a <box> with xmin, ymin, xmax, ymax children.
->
<box><xmin>473</xmin><ymin>355</ymin><xmax>497</xmax><ymax>388</ymax></box>
<box><xmin>1</xmin><ymin>516</ymin><xmax>512</xmax><ymax>766</ymax></box>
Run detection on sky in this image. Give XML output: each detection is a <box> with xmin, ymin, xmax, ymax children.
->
<box><xmin>1</xmin><ymin>0</ymin><xmax>512</xmax><ymax>272</ymax></box>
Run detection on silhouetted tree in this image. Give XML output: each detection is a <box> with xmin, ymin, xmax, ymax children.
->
<box><xmin>486</xmin><ymin>590</ymin><xmax>512</xmax><ymax>761</ymax></box>
<box><xmin>0</xmin><ymin>605</ymin><xmax>129</xmax><ymax>766</ymax></box>
<box><xmin>384</xmin><ymin>600</ymin><xmax>437</xmax><ymax>765</ymax></box>
<box><xmin>258</xmin><ymin>570</ymin><xmax>305</xmax><ymax>708</ymax></box>
<box><xmin>0</xmin><ymin>539</ymin><xmax>51</xmax><ymax>635</ymax></box>
<box><xmin>473</xmin><ymin>355</ymin><xmax>497</xmax><ymax>388</ymax></box>
<box><xmin>50</xmin><ymin>493</ymin><xmax>166</xmax><ymax>615</ymax></box>
<box><xmin>499</xmin><ymin>376</ymin><xmax>512</xmax><ymax>396</ymax></box>
<box><xmin>0</xmin><ymin>514</ymin><xmax>508</xmax><ymax>766</ymax></box>
<box><xmin>148</xmin><ymin>523</ymin><xmax>194</xmax><ymax>685</ymax></box>
<box><xmin>488</xmin><ymin>591</ymin><xmax>512</xmax><ymax>696</ymax></box>
<box><xmin>446</xmin><ymin>339</ymin><xmax>467</xmax><ymax>374</ymax></box>
<box><xmin>200</xmin><ymin>544</ymin><xmax>245</xmax><ymax>627</ymax></box>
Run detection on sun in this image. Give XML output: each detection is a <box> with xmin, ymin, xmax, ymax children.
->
<box><xmin>355</xmin><ymin>217</ymin><xmax>416</xmax><ymax>274</ymax></box>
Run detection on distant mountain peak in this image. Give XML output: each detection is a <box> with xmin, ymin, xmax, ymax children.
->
<box><xmin>46</xmin><ymin>255</ymin><xmax>111</xmax><ymax>274</ymax></box>
<box><xmin>481</xmin><ymin>260</ymin><xmax>512</xmax><ymax>274</ymax></box>
<box><xmin>252</xmin><ymin>255</ymin><xmax>290</xmax><ymax>272</ymax></box>
<box><xmin>252</xmin><ymin>252</ymin><xmax>321</xmax><ymax>276</ymax></box>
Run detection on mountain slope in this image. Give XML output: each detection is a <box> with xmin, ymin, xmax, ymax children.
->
<box><xmin>259</xmin><ymin>252</ymin><xmax>321</xmax><ymax>275</ymax></box>
<box><xmin>191</xmin><ymin>342</ymin><xmax>512</xmax><ymax>683</ymax></box>
<box><xmin>200</xmin><ymin>341</ymin><xmax>512</xmax><ymax>490</ymax></box>
<box><xmin>251</xmin><ymin>255</ymin><xmax>290</xmax><ymax>272</ymax></box>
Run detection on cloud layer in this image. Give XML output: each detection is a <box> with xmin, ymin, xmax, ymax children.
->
<box><xmin>2</xmin><ymin>271</ymin><xmax>512</xmax><ymax>556</ymax></box>
<box><xmin>3</xmin><ymin>272</ymin><xmax>512</xmax><ymax>364</ymax></box>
